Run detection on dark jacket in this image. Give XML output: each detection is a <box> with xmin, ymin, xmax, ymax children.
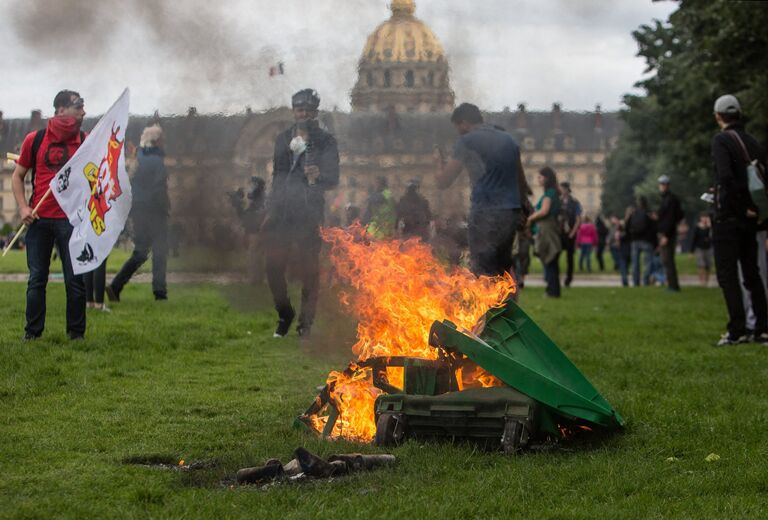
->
<box><xmin>657</xmin><ymin>191</ymin><xmax>683</xmax><ymax>238</ymax></box>
<box><xmin>131</xmin><ymin>147</ymin><xmax>169</xmax><ymax>213</ymax></box>
<box><xmin>711</xmin><ymin>124</ymin><xmax>766</xmax><ymax>224</ymax></box>
<box><xmin>627</xmin><ymin>208</ymin><xmax>656</xmax><ymax>243</ymax></box>
<box><xmin>267</xmin><ymin>123</ymin><xmax>340</xmax><ymax>229</ymax></box>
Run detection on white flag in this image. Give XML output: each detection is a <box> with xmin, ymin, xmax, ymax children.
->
<box><xmin>51</xmin><ymin>88</ymin><xmax>132</xmax><ymax>275</ymax></box>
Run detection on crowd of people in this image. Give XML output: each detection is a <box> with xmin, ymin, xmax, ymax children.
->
<box><xmin>8</xmin><ymin>89</ymin><xmax>767</xmax><ymax>347</ymax></box>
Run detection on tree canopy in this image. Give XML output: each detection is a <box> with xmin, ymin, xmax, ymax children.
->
<box><xmin>601</xmin><ymin>0</ymin><xmax>768</xmax><ymax>217</ymax></box>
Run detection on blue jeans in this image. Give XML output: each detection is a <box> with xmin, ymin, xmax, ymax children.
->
<box><xmin>25</xmin><ymin>218</ymin><xmax>86</xmax><ymax>338</ymax></box>
<box><xmin>610</xmin><ymin>245</ymin><xmax>629</xmax><ymax>286</ymax></box>
<box><xmin>578</xmin><ymin>244</ymin><xmax>593</xmax><ymax>272</ymax></box>
<box><xmin>631</xmin><ymin>240</ymin><xmax>654</xmax><ymax>286</ymax></box>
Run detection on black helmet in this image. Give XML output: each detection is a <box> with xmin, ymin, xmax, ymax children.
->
<box><xmin>292</xmin><ymin>89</ymin><xmax>320</xmax><ymax>110</ymax></box>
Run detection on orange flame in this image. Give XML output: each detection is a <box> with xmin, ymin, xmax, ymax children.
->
<box><xmin>309</xmin><ymin>226</ymin><xmax>516</xmax><ymax>442</ymax></box>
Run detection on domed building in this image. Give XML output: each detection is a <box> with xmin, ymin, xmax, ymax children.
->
<box><xmin>0</xmin><ymin>1</ymin><xmax>622</xmax><ymax>230</ymax></box>
<box><xmin>351</xmin><ymin>0</ymin><xmax>454</xmax><ymax>113</ymax></box>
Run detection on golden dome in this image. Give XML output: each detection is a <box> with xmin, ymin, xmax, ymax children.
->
<box><xmin>361</xmin><ymin>1</ymin><xmax>445</xmax><ymax>63</ymax></box>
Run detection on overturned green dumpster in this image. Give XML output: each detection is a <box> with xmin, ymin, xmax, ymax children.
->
<box><xmin>300</xmin><ymin>298</ymin><xmax>624</xmax><ymax>452</ymax></box>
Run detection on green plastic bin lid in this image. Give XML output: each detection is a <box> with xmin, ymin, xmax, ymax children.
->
<box><xmin>429</xmin><ymin>299</ymin><xmax>624</xmax><ymax>429</ymax></box>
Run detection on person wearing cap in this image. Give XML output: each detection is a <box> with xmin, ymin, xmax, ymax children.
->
<box><xmin>396</xmin><ymin>178</ymin><xmax>432</xmax><ymax>241</ymax></box>
<box><xmin>262</xmin><ymin>88</ymin><xmax>339</xmax><ymax>338</ymax></box>
<box><xmin>107</xmin><ymin>124</ymin><xmax>170</xmax><ymax>303</ymax></box>
<box><xmin>656</xmin><ymin>174</ymin><xmax>684</xmax><ymax>292</ymax></box>
<box><xmin>559</xmin><ymin>181</ymin><xmax>583</xmax><ymax>287</ymax></box>
<box><xmin>435</xmin><ymin>102</ymin><xmax>525</xmax><ymax>277</ymax></box>
<box><xmin>710</xmin><ymin>94</ymin><xmax>768</xmax><ymax>346</ymax></box>
<box><xmin>11</xmin><ymin>90</ymin><xmax>88</xmax><ymax>341</ymax></box>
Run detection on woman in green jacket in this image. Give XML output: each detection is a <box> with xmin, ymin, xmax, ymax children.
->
<box><xmin>527</xmin><ymin>167</ymin><xmax>563</xmax><ymax>297</ymax></box>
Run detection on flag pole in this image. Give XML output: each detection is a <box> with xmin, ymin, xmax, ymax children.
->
<box><xmin>1</xmin><ymin>187</ymin><xmax>53</xmax><ymax>257</ymax></box>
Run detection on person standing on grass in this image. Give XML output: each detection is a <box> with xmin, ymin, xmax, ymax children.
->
<box><xmin>656</xmin><ymin>175</ymin><xmax>684</xmax><ymax>292</ymax></box>
<box><xmin>595</xmin><ymin>214</ymin><xmax>608</xmax><ymax>272</ymax></box>
<box><xmin>435</xmin><ymin>102</ymin><xmax>526</xmax><ymax>277</ymax></box>
<box><xmin>576</xmin><ymin>215</ymin><xmax>598</xmax><ymax>273</ymax></box>
<box><xmin>558</xmin><ymin>182</ymin><xmax>582</xmax><ymax>288</ymax></box>
<box><xmin>11</xmin><ymin>90</ymin><xmax>87</xmax><ymax>341</ymax></box>
<box><xmin>710</xmin><ymin>94</ymin><xmax>768</xmax><ymax>346</ymax></box>
<box><xmin>107</xmin><ymin>124</ymin><xmax>169</xmax><ymax>303</ymax></box>
<box><xmin>528</xmin><ymin>167</ymin><xmax>562</xmax><ymax>297</ymax></box>
<box><xmin>262</xmin><ymin>89</ymin><xmax>340</xmax><ymax>338</ymax></box>
<box><xmin>691</xmin><ymin>213</ymin><xmax>713</xmax><ymax>287</ymax></box>
<box><xmin>626</xmin><ymin>196</ymin><xmax>655</xmax><ymax>287</ymax></box>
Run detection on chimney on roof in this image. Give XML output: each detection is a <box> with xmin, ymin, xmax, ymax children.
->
<box><xmin>151</xmin><ymin>110</ymin><xmax>161</xmax><ymax>125</ymax></box>
<box><xmin>515</xmin><ymin>103</ymin><xmax>527</xmax><ymax>131</ymax></box>
<box><xmin>594</xmin><ymin>103</ymin><xmax>603</xmax><ymax>131</ymax></box>
<box><xmin>29</xmin><ymin>109</ymin><xmax>43</xmax><ymax>132</ymax></box>
<box><xmin>187</xmin><ymin>106</ymin><xmax>197</xmax><ymax>117</ymax></box>
<box><xmin>245</xmin><ymin>106</ymin><xmax>253</xmax><ymax>116</ymax></box>
<box><xmin>551</xmin><ymin>103</ymin><xmax>562</xmax><ymax>132</ymax></box>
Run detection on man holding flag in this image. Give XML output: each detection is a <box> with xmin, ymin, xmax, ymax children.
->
<box><xmin>11</xmin><ymin>90</ymin><xmax>88</xmax><ymax>341</ymax></box>
<box><xmin>10</xmin><ymin>89</ymin><xmax>132</xmax><ymax>341</ymax></box>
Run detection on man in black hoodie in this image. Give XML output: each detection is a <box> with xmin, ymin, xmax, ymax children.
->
<box><xmin>263</xmin><ymin>89</ymin><xmax>339</xmax><ymax>338</ymax></box>
<box><xmin>656</xmin><ymin>175</ymin><xmax>684</xmax><ymax>292</ymax></box>
<box><xmin>710</xmin><ymin>94</ymin><xmax>768</xmax><ymax>346</ymax></box>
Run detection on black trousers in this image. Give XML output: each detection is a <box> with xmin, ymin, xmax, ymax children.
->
<box><xmin>596</xmin><ymin>240</ymin><xmax>606</xmax><ymax>271</ymax></box>
<box><xmin>25</xmin><ymin>218</ymin><xmax>86</xmax><ymax>338</ymax></box>
<box><xmin>112</xmin><ymin>210</ymin><xmax>168</xmax><ymax>296</ymax></box>
<box><xmin>713</xmin><ymin>219</ymin><xmax>768</xmax><ymax>336</ymax></box>
<box><xmin>85</xmin><ymin>258</ymin><xmax>108</xmax><ymax>304</ymax></box>
<box><xmin>543</xmin><ymin>252</ymin><xmax>561</xmax><ymax>297</ymax></box>
<box><xmin>467</xmin><ymin>208</ymin><xmax>520</xmax><ymax>277</ymax></box>
<box><xmin>659</xmin><ymin>237</ymin><xmax>680</xmax><ymax>291</ymax></box>
<box><xmin>562</xmin><ymin>235</ymin><xmax>576</xmax><ymax>286</ymax></box>
<box><xmin>265</xmin><ymin>226</ymin><xmax>322</xmax><ymax>329</ymax></box>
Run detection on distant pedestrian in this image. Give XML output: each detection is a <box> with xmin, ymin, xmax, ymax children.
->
<box><xmin>656</xmin><ymin>175</ymin><xmax>684</xmax><ymax>292</ymax></box>
<box><xmin>576</xmin><ymin>215</ymin><xmax>598</xmax><ymax>273</ymax></box>
<box><xmin>396</xmin><ymin>179</ymin><xmax>432</xmax><ymax>241</ymax></box>
<box><xmin>85</xmin><ymin>258</ymin><xmax>109</xmax><ymax>312</ymax></box>
<box><xmin>709</xmin><ymin>94</ymin><xmax>768</xmax><ymax>346</ymax></box>
<box><xmin>363</xmin><ymin>176</ymin><xmax>396</xmax><ymax>239</ymax></box>
<box><xmin>558</xmin><ymin>182</ymin><xmax>582</xmax><ymax>287</ymax></box>
<box><xmin>626</xmin><ymin>196</ymin><xmax>655</xmax><ymax>286</ymax></box>
<box><xmin>608</xmin><ymin>214</ymin><xmax>629</xmax><ymax>286</ymax></box>
<box><xmin>691</xmin><ymin>213</ymin><xmax>713</xmax><ymax>287</ymax></box>
<box><xmin>595</xmin><ymin>214</ymin><xmax>608</xmax><ymax>271</ymax></box>
<box><xmin>107</xmin><ymin>124</ymin><xmax>170</xmax><ymax>303</ymax></box>
<box><xmin>528</xmin><ymin>167</ymin><xmax>562</xmax><ymax>297</ymax></box>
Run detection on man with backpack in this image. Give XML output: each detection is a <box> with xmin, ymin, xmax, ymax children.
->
<box><xmin>710</xmin><ymin>94</ymin><xmax>768</xmax><ymax>346</ymax></box>
<box><xmin>656</xmin><ymin>175</ymin><xmax>684</xmax><ymax>292</ymax></box>
<box><xmin>559</xmin><ymin>182</ymin><xmax>582</xmax><ymax>287</ymax></box>
<box><xmin>10</xmin><ymin>90</ymin><xmax>87</xmax><ymax>341</ymax></box>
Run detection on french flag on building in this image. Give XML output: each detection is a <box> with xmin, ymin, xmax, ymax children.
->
<box><xmin>269</xmin><ymin>62</ymin><xmax>285</xmax><ymax>77</ymax></box>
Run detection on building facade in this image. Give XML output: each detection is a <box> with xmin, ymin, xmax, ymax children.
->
<box><xmin>0</xmin><ymin>0</ymin><xmax>620</xmax><ymax>231</ymax></box>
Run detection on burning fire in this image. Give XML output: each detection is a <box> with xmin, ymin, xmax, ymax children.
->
<box><xmin>309</xmin><ymin>225</ymin><xmax>516</xmax><ymax>441</ymax></box>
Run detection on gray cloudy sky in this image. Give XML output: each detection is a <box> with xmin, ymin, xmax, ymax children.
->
<box><xmin>0</xmin><ymin>0</ymin><xmax>676</xmax><ymax>118</ymax></box>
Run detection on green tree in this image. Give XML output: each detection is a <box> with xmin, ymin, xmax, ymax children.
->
<box><xmin>602</xmin><ymin>0</ymin><xmax>768</xmax><ymax>214</ymax></box>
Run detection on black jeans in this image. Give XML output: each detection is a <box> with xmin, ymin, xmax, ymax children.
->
<box><xmin>713</xmin><ymin>219</ymin><xmax>768</xmax><ymax>337</ymax></box>
<box><xmin>25</xmin><ymin>218</ymin><xmax>86</xmax><ymax>338</ymax></box>
<box><xmin>265</xmin><ymin>226</ymin><xmax>322</xmax><ymax>329</ymax></box>
<box><xmin>112</xmin><ymin>210</ymin><xmax>168</xmax><ymax>296</ymax></box>
<box><xmin>468</xmin><ymin>208</ymin><xmax>520</xmax><ymax>277</ymax></box>
<box><xmin>543</xmin><ymin>253</ymin><xmax>561</xmax><ymax>297</ymax></box>
<box><xmin>85</xmin><ymin>257</ymin><xmax>108</xmax><ymax>304</ymax></box>
<box><xmin>596</xmin><ymin>240</ymin><xmax>606</xmax><ymax>271</ymax></box>
<box><xmin>562</xmin><ymin>235</ymin><xmax>576</xmax><ymax>286</ymax></box>
<box><xmin>659</xmin><ymin>237</ymin><xmax>680</xmax><ymax>290</ymax></box>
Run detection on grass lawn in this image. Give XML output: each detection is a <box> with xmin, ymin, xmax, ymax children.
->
<box><xmin>1</xmin><ymin>282</ymin><xmax>765</xmax><ymax>518</ymax></box>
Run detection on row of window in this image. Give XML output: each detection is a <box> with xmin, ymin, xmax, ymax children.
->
<box><xmin>365</xmin><ymin>69</ymin><xmax>440</xmax><ymax>88</ymax></box>
<box><xmin>526</xmin><ymin>173</ymin><xmax>599</xmax><ymax>187</ymax></box>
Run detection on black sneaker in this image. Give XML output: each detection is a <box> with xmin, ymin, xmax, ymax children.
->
<box><xmin>105</xmin><ymin>285</ymin><xmax>120</xmax><ymax>303</ymax></box>
<box><xmin>22</xmin><ymin>333</ymin><xmax>40</xmax><ymax>342</ymax></box>
<box><xmin>273</xmin><ymin>306</ymin><xmax>295</xmax><ymax>338</ymax></box>
<box><xmin>751</xmin><ymin>332</ymin><xmax>768</xmax><ymax>344</ymax></box>
<box><xmin>154</xmin><ymin>291</ymin><xmax>168</xmax><ymax>301</ymax></box>
<box><xmin>715</xmin><ymin>332</ymin><xmax>749</xmax><ymax>347</ymax></box>
<box><xmin>68</xmin><ymin>333</ymin><xmax>85</xmax><ymax>341</ymax></box>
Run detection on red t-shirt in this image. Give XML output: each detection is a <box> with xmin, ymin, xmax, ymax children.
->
<box><xmin>17</xmin><ymin>116</ymin><xmax>85</xmax><ymax>219</ymax></box>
